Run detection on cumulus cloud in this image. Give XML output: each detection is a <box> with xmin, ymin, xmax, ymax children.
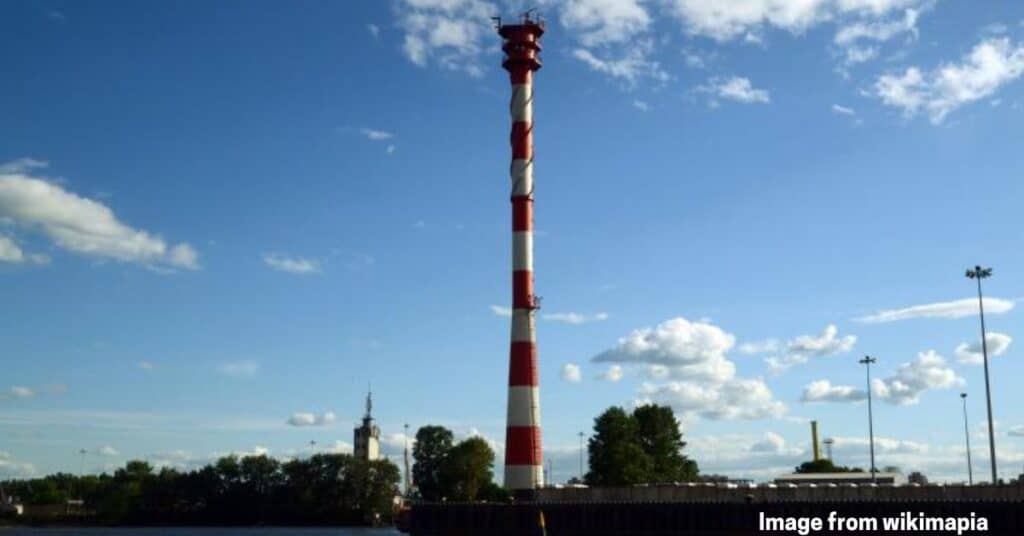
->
<box><xmin>395</xmin><ymin>0</ymin><xmax>496</xmax><ymax>77</ymax></box>
<box><xmin>561</xmin><ymin>363</ymin><xmax>582</xmax><ymax>383</ymax></box>
<box><xmin>872</xmin><ymin>350</ymin><xmax>964</xmax><ymax>405</ymax></box>
<box><xmin>632</xmin><ymin>99</ymin><xmax>651</xmax><ymax>111</ymax></box>
<box><xmin>360</xmin><ymin>128</ymin><xmax>394</xmax><ymax>141</ymax></box>
<box><xmin>138</xmin><ymin>360</ymin><xmax>155</xmax><ymax>370</ymax></box>
<box><xmin>738</xmin><ymin>339</ymin><xmax>779</xmax><ymax>355</ymax></box>
<box><xmin>750</xmin><ymin>431</ymin><xmax>788</xmax><ymax>454</ymax></box>
<box><xmin>1008</xmin><ymin>425</ymin><xmax>1024</xmax><ymax>437</ymax></box>
<box><xmin>955</xmin><ymin>332</ymin><xmax>1012</xmax><ymax>365</ymax></box>
<box><xmin>560</xmin><ymin>0</ymin><xmax>651</xmax><ymax>47</ymax></box>
<box><xmin>542</xmin><ymin>311</ymin><xmax>610</xmax><ymax>324</ymax></box>
<box><xmin>856</xmin><ymin>297</ymin><xmax>1014</xmax><ymax>323</ymax></box>
<box><xmin>263</xmin><ymin>253</ymin><xmax>321</xmax><ymax>275</ymax></box>
<box><xmin>696</xmin><ymin>76</ymin><xmax>770</xmax><ymax>105</ymax></box>
<box><xmin>286</xmin><ymin>411</ymin><xmax>337</xmax><ymax>427</ymax></box>
<box><xmin>598</xmin><ymin>364</ymin><xmax>624</xmax><ymax>382</ymax></box>
<box><xmin>98</xmin><ymin>446</ymin><xmax>119</xmax><ymax>456</ymax></box>
<box><xmin>800</xmin><ymin>379</ymin><xmax>867</xmax><ymax>403</ymax></box>
<box><xmin>0</xmin><ymin>159</ymin><xmax>199</xmax><ymax>270</ymax></box>
<box><xmin>0</xmin><ymin>234</ymin><xmax>47</xmax><ymax>264</ymax></box>
<box><xmin>639</xmin><ymin>378</ymin><xmax>786</xmax><ymax>421</ymax></box>
<box><xmin>765</xmin><ymin>324</ymin><xmax>857</xmax><ymax>372</ymax></box>
<box><xmin>874</xmin><ymin>37</ymin><xmax>1024</xmax><ymax>123</ymax></box>
<box><xmin>217</xmin><ymin>360</ymin><xmax>260</xmax><ymax>378</ymax></box>
<box><xmin>834</xmin><ymin>7</ymin><xmax>920</xmax><ymax>48</ymax></box>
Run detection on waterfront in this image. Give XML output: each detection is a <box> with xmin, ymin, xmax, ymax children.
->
<box><xmin>0</xmin><ymin>529</ymin><xmax>400</xmax><ymax>536</ymax></box>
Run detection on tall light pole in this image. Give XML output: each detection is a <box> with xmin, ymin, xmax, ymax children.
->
<box><xmin>577</xmin><ymin>432</ymin><xmax>584</xmax><ymax>481</ymax></box>
<box><xmin>859</xmin><ymin>356</ymin><xmax>877</xmax><ymax>483</ymax></box>
<box><xmin>966</xmin><ymin>265</ymin><xmax>997</xmax><ymax>484</ymax></box>
<box><xmin>78</xmin><ymin>448</ymin><xmax>87</xmax><ymax>478</ymax></box>
<box><xmin>961</xmin><ymin>392</ymin><xmax>973</xmax><ymax>485</ymax></box>
<box><xmin>403</xmin><ymin>423</ymin><xmax>412</xmax><ymax>496</ymax></box>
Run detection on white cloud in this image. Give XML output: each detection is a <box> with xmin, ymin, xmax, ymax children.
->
<box><xmin>872</xmin><ymin>350</ymin><xmax>964</xmax><ymax>405</ymax></box>
<box><xmin>489</xmin><ymin>304</ymin><xmax>512</xmax><ymax>317</ymax></box>
<box><xmin>137</xmin><ymin>360</ymin><xmax>155</xmax><ymax>370</ymax></box>
<box><xmin>98</xmin><ymin>445</ymin><xmax>119</xmax><ymax>456</ymax></box>
<box><xmin>367</xmin><ymin>23</ymin><xmax>380</xmax><ymax>38</ymax></box>
<box><xmin>572</xmin><ymin>41</ymin><xmax>670</xmax><ymax>86</ymax></box>
<box><xmin>834</xmin><ymin>7</ymin><xmax>919</xmax><ymax>46</ymax></box>
<box><xmin>0</xmin><ymin>234</ymin><xmax>25</xmax><ymax>263</ymax></box>
<box><xmin>262</xmin><ymin>252</ymin><xmax>321</xmax><ymax>275</ymax></box>
<box><xmin>663</xmin><ymin>0</ymin><xmax>922</xmax><ymax>42</ymax></box>
<box><xmin>360</xmin><ymin>128</ymin><xmax>394</xmax><ymax>141</ymax></box>
<box><xmin>632</xmin><ymin>99</ymin><xmax>651</xmax><ymax>111</ymax></box>
<box><xmin>800</xmin><ymin>379</ymin><xmax>867</xmax><ymax>403</ymax></box>
<box><xmin>696</xmin><ymin>76</ymin><xmax>770</xmax><ymax>104</ymax></box>
<box><xmin>542</xmin><ymin>311</ymin><xmax>610</xmax><ymax>324</ymax></box>
<box><xmin>1008</xmin><ymin>425</ymin><xmax>1024</xmax><ymax>437</ymax></box>
<box><xmin>874</xmin><ymin>37</ymin><xmax>1024</xmax><ymax>123</ymax></box>
<box><xmin>599</xmin><ymin>364</ymin><xmax>624</xmax><ymax>382</ymax></box>
<box><xmin>765</xmin><ymin>324</ymin><xmax>857</xmax><ymax>372</ymax></box>
<box><xmin>856</xmin><ymin>297</ymin><xmax>1014</xmax><ymax>323</ymax></box>
<box><xmin>0</xmin><ymin>159</ymin><xmax>199</xmax><ymax>270</ymax></box>
<box><xmin>286</xmin><ymin>411</ymin><xmax>337</xmax><ymax>427</ymax></box>
<box><xmin>9</xmin><ymin>386</ymin><xmax>35</xmax><ymax>398</ymax></box>
<box><xmin>832</xmin><ymin>103</ymin><xmax>856</xmax><ymax>115</ymax></box>
<box><xmin>640</xmin><ymin>377</ymin><xmax>786</xmax><ymax>421</ymax></box>
<box><xmin>738</xmin><ymin>338</ymin><xmax>779</xmax><ymax>355</ymax></box>
<box><xmin>560</xmin><ymin>0</ymin><xmax>651</xmax><ymax>47</ymax></box>
<box><xmin>955</xmin><ymin>332</ymin><xmax>1012</xmax><ymax>365</ymax></box>
<box><xmin>217</xmin><ymin>360</ymin><xmax>260</xmax><ymax>378</ymax></box>
<box><xmin>592</xmin><ymin>316</ymin><xmax>737</xmax><ymax>382</ymax></box>
<box><xmin>395</xmin><ymin>0</ymin><xmax>496</xmax><ymax>77</ymax></box>
<box><xmin>561</xmin><ymin>363</ymin><xmax>582</xmax><ymax>383</ymax></box>
<box><xmin>750</xmin><ymin>431</ymin><xmax>788</xmax><ymax>453</ymax></box>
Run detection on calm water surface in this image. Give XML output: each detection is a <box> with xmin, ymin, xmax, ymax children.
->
<box><xmin>0</xmin><ymin>529</ymin><xmax>400</xmax><ymax>536</ymax></box>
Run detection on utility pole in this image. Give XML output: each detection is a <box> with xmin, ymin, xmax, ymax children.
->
<box><xmin>859</xmin><ymin>356</ymin><xmax>877</xmax><ymax>483</ymax></box>
<box><xmin>966</xmin><ymin>265</ymin><xmax>997</xmax><ymax>484</ymax></box>
<box><xmin>961</xmin><ymin>393</ymin><xmax>973</xmax><ymax>485</ymax></box>
<box><xmin>403</xmin><ymin>423</ymin><xmax>412</xmax><ymax>496</ymax></box>
<box><xmin>309</xmin><ymin>440</ymin><xmax>316</xmax><ymax>458</ymax></box>
<box><xmin>578</xmin><ymin>431</ymin><xmax>585</xmax><ymax>481</ymax></box>
<box><xmin>78</xmin><ymin>448</ymin><xmax>87</xmax><ymax>478</ymax></box>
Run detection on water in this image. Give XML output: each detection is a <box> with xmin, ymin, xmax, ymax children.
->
<box><xmin>0</xmin><ymin>529</ymin><xmax>400</xmax><ymax>536</ymax></box>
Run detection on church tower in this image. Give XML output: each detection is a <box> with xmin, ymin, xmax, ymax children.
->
<box><xmin>353</xmin><ymin>390</ymin><xmax>380</xmax><ymax>461</ymax></box>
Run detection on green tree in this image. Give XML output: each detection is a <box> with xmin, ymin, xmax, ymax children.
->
<box><xmin>439</xmin><ymin>437</ymin><xmax>495</xmax><ymax>501</ymax></box>
<box><xmin>413</xmin><ymin>425</ymin><xmax>454</xmax><ymax>502</ymax></box>
<box><xmin>633</xmin><ymin>404</ymin><xmax>698</xmax><ymax>482</ymax></box>
<box><xmin>794</xmin><ymin>459</ymin><xmax>862</xmax><ymax>473</ymax></box>
<box><xmin>585</xmin><ymin>407</ymin><xmax>651</xmax><ymax>486</ymax></box>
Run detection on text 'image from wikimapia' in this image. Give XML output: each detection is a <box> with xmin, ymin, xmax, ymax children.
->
<box><xmin>5</xmin><ymin>1</ymin><xmax>1024</xmax><ymax>535</ymax></box>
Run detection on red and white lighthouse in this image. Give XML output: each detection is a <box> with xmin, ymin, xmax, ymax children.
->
<box><xmin>499</xmin><ymin>14</ymin><xmax>544</xmax><ymax>495</ymax></box>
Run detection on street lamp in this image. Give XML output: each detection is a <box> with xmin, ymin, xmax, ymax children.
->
<box><xmin>961</xmin><ymin>393</ymin><xmax>973</xmax><ymax>485</ymax></box>
<box><xmin>859</xmin><ymin>356</ymin><xmax>877</xmax><ymax>483</ymax></box>
<box><xmin>966</xmin><ymin>265</ymin><xmax>997</xmax><ymax>484</ymax></box>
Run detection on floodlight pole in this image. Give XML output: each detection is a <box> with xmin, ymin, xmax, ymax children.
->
<box><xmin>859</xmin><ymin>356</ymin><xmax>877</xmax><ymax>483</ymax></box>
<box><xmin>966</xmin><ymin>265</ymin><xmax>997</xmax><ymax>484</ymax></box>
<box><xmin>961</xmin><ymin>393</ymin><xmax>973</xmax><ymax>485</ymax></box>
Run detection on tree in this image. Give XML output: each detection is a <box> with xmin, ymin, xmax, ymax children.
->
<box><xmin>908</xmin><ymin>471</ymin><xmax>928</xmax><ymax>485</ymax></box>
<box><xmin>633</xmin><ymin>404</ymin><xmax>698</xmax><ymax>482</ymax></box>
<box><xmin>585</xmin><ymin>407</ymin><xmax>652</xmax><ymax>486</ymax></box>
<box><xmin>439</xmin><ymin>437</ymin><xmax>495</xmax><ymax>501</ymax></box>
<box><xmin>413</xmin><ymin>425</ymin><xmax>454</xmax><ymax>502</ymax></box>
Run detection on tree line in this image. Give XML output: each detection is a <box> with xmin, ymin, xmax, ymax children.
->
<box><xmin>2</xmin><ymin>454</ymin><xmax>399</xmax><ymax>525</ymax></box>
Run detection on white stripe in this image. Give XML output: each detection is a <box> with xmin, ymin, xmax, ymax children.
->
<box><xmin>512</xmin><ymin>231</ymin><xmax>533</xmax><ymax>271</ymax></box>
<box><xmin>507</xmin><ymin>386</ymin><xmax>541</xmax><ymax>426</ymax></box>
<box><xmin>510</xmin><ymin>158</ymin><xmax>533</xmax><ymax>197</ymax></box>
<box><xmin>505</xmin><ymin>464</ymin><xmax>544</xmax><ymax>490</ymax></box>
<box><xmin>510</xmin><ymin>84</ymin><xmax>532</xmax><ymax>123</ymax></box>
<box><xmin>510</xmin><ymin>309</ymin><xmax>535</xmax><ymax>342</ymax></box>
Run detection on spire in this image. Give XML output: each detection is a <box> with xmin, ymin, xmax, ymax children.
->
<box><xmin>365</xmin><ymin>387</ymin><xmax>373</xmax><ymax>420</ymax></box>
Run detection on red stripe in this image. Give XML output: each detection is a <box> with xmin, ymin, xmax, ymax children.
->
<box><xmin>508</xmin><ymin>68</ymin><xmax>532</xmax><ymax>86</ymax></box>
<box><xmin>512</xmin><ymin>270</ymin><xmax>533</xmax><ymax>309</ymax></box>
<box><xmin>509</xmin><ymin>342</ymin><xmax>537</xmax><ymax>386</ymax></box>
<box><xmin>505</xmin><ymin>426</ymin><xmax>542</xmax><ymax>465</ymax></box>
<box><xmin>511</xmin><ymin>121</ymin><xmax>532</xmax><ymax>160</ymax></box>
<box><xmin>512</xmin><ymin>197</ymin><xmax>532</xmax><ymax>231</ymax></box>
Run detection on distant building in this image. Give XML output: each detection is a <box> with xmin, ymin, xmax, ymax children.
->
<box><xmin>774</xmin><ymin>472</ymin><xmax>907</xmax><ymax>486</ymax></box>
<box><xmin>354</xmin><ymin>390</ymin><xmax>380</xmax><ymax>461</ymax></box>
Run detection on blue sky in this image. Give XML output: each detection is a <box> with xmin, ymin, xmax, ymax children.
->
<box><xmin>4</xmin><ymin>0</ymin><xmax>1024</xmax><ymax>484</ymax></box>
